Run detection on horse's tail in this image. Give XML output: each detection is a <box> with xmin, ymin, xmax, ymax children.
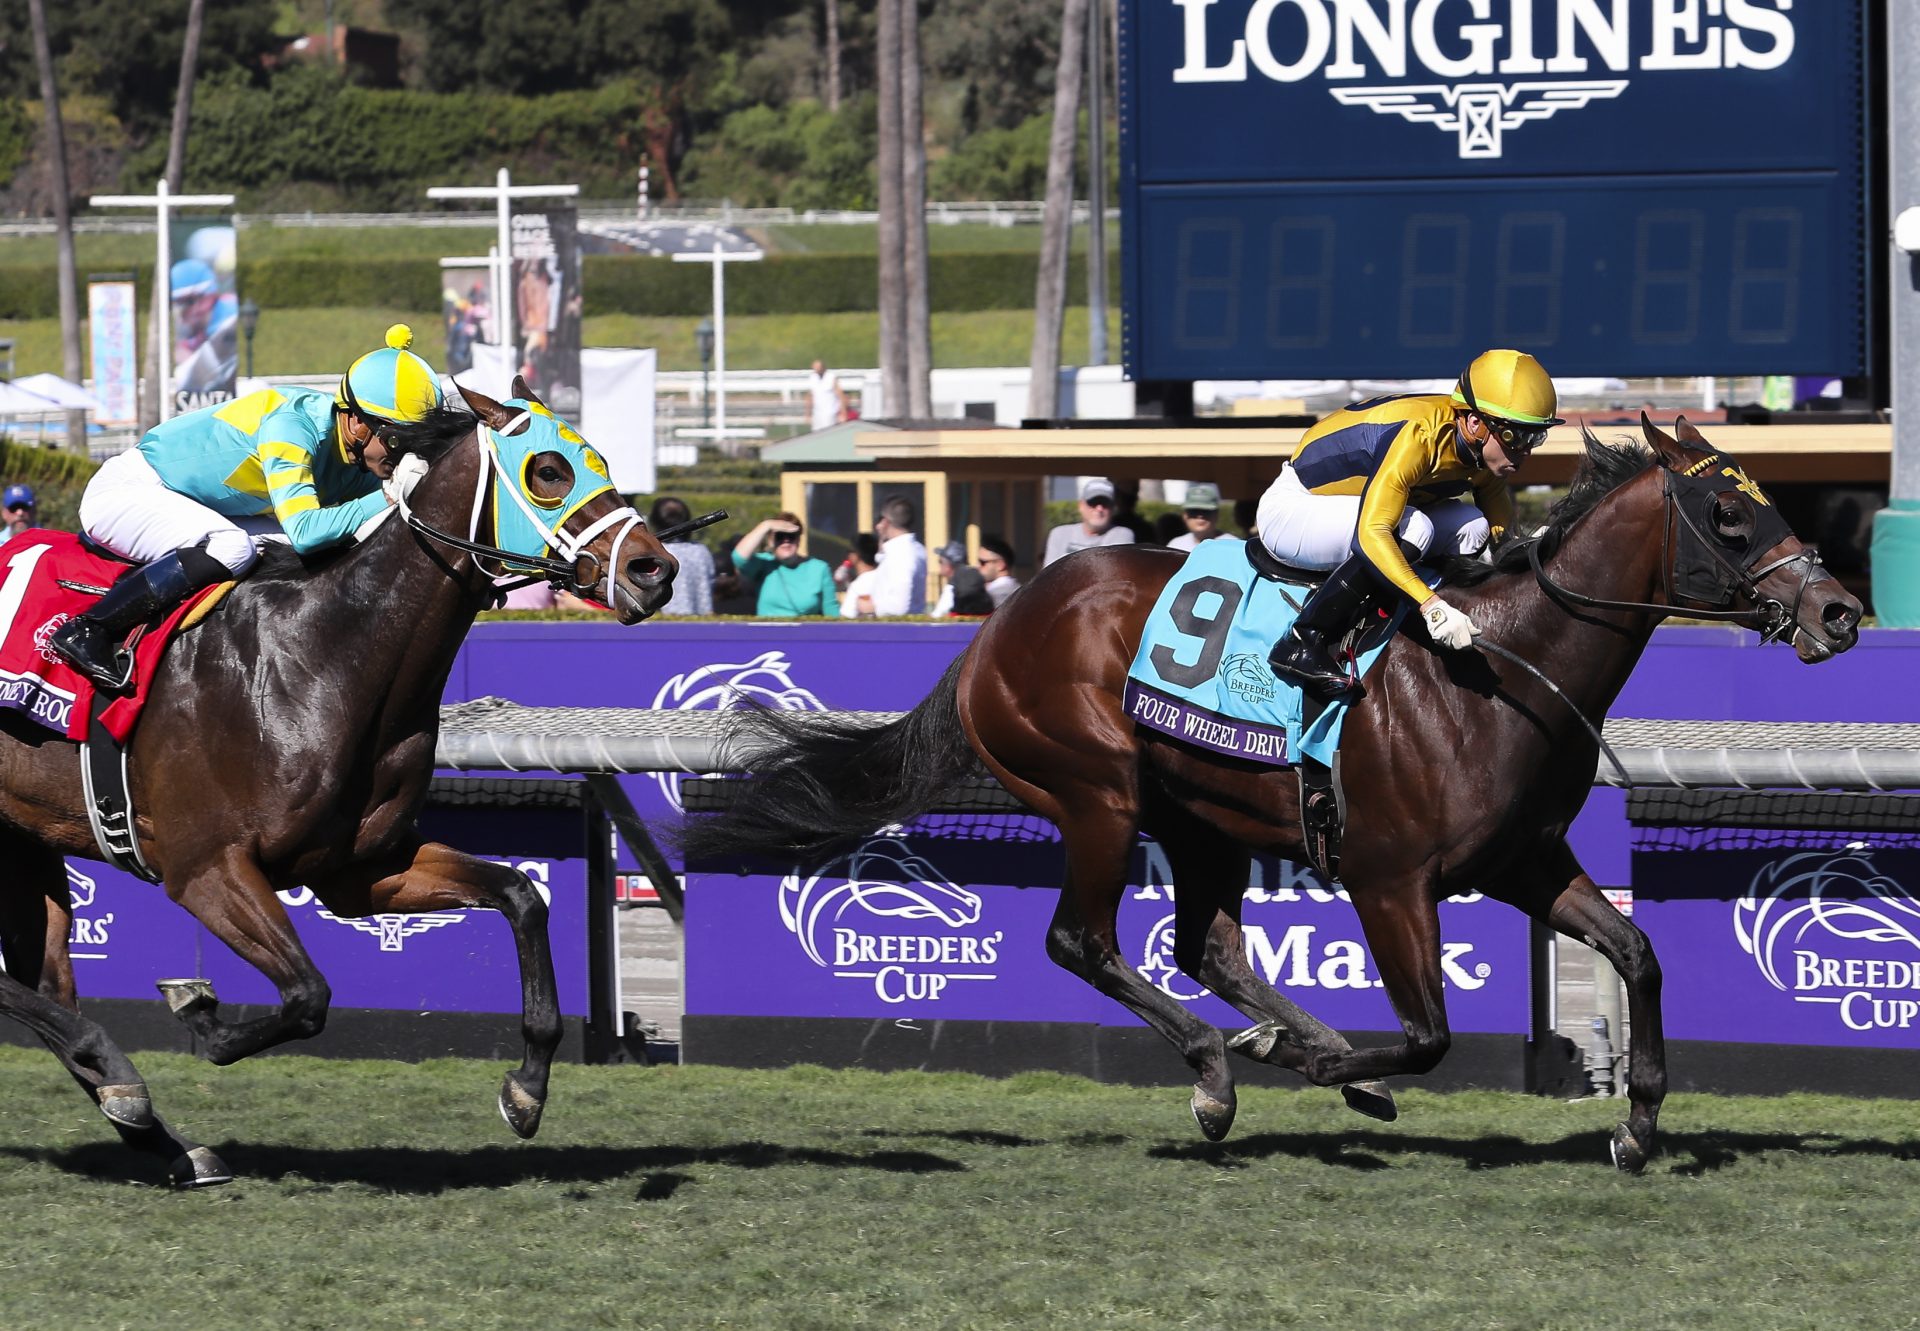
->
<box><xmin>678</xmin><ymin>653</ymin><xmax>977</xmax><ymax>866</ymax></box>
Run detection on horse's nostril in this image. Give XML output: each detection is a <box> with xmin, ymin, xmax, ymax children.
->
<box><xmin>1823</xmin><ymin>601</ymin><xmax>1859</xmax><ymax>632</ymax></box>
<box><xmin>627</xmin><ymin>556</ymin><xmax>666</xmax><ymax>586</ymax></box>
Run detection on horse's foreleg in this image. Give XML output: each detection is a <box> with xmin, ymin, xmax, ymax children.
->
<box><xmin>1498</xmin><ymin>841</ymin><xmax>1665</xmax><ymax>1173</ymax></box>
<box><xmin>312</xmin><ymin>841</ymin><xmax>560</xmax><ymax>1139</ymax></box>
<box><xmin>1287</xmin><ymin>869</ymin><xmax>1455</xmax><ymax>1087</ymax></box>
<box><xmin>1049</xmin><ymin>803</ymin><xmax>1239</xmax><ymax>1142</ymax></box>
<box><xmin>1152</xmin><ymin>818</ymin><xmax>1397</xmax><ymax>1123</ymax></box>
<box><xmin>163</xmin><ymin>852</ymin><xmax>333</xmax><ymax>1065</ymax></box>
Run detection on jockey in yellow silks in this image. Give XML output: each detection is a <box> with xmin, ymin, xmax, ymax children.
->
<box><xmin>1258</xmin><ymin>349</ymin><xmax>1561</xmax><ymax>702</ymax></box>
<box><xmin>50</xmin><ymin>325</ymin><xmax>448</xmax><ymax>691</ymax></box>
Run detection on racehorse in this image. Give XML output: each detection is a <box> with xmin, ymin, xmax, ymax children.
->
<box><xmin>0</xmin><ymin>377</ymin><xmax>676</xmax><ymax>1186</ymax></box>
<box><xmin>683</xmin><ymin>417</ymin><xmax>1862</xmax><ymax>1172</ymax></box>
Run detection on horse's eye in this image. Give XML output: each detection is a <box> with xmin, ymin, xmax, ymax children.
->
<box><xmin>1712</xmin><ymin>499</ymin><xmax>1752</xmax><ymax>544</ymax></box>
<box><xmin>538</xmin><ymin>466</ymin><xmax>563</xmax><ymax>484</ymax></box>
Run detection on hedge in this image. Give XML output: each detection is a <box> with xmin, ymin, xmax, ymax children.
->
<box><xmin>0</xmin><ymin>252</ymin><xmax>1122</xmax><ymax>320</ymax></box>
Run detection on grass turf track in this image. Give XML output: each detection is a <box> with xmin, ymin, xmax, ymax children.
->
<box><xmin>0</xmin><ymin>1048</ymin><xmax>1914</xmax><ymax>1330</ymax></box>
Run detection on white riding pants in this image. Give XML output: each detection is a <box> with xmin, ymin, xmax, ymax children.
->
<box><xmin>1255</xmin><ymin>464</ymin><xmax>1490</xmax><ymax>571</ymax></box>
<box><xmin>80</xmin><ymin>448</ymin><xmax>278</xmax><ymax>575</ymax></box>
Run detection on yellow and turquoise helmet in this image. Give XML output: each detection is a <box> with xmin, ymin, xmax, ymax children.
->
<box><xmin>337</xmin><ymin>324</ymin><xmax>445</xmax><ymax>423</ymax></box>
<box><xmin>1451</xmin><ymin>349</ymin><xmax>1563</xmax><ymax>427</ymax></box>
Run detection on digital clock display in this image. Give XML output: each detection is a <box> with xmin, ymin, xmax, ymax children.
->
<box><xmin>1120</xmin><ymin>0</ymin><xmax>1867</xmax><ymax>380</ymax></box>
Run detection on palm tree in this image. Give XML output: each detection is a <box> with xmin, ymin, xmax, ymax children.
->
<box><xmin>141</xmin><ymin>0</ymin><xmax>208</xmax><ymax>431</ymax></box>
<box><xmin>1026</xmin><ymin>0</ymin><xmax>1090</xmax><ymax>421</ymax></box>
<box><xmin>901</xmin><ymin>0</ymin><xmax>932</xmax><ymax>417</ymax></box>
<box><xmin>26</xmin><ymin>0</ymin><xmax>85</xmax><ymax>452</ymax></box>
<box><xmin>876</xmin><ymin>0</ymin><xmax>908</xmax><ymax>418</ymax></box>
<box><xmin>824</xmin><ymin>0</ymin><xmax>842</xmax><ymax>112</ymax></box>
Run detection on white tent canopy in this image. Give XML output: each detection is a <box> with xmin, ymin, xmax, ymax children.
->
<box><xmin>0</xmin><ymin>381</ymin><xmax>63</xmax><ymax>414</ymax></box>
<box><xmin>12</xmin><ymin>373</ymin><xmax>103</xmax><ymax>412</ymax></box>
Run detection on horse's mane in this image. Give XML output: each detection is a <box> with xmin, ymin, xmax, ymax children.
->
<box><xmin>1437</xmin><ymin>429</ymin><xmax>1658</xmax><ymax>588</ymax></box>
<box><xmin>377</xmin><ymin>402</ymin><xmax>479</xmax><ymax>463</ymax></box>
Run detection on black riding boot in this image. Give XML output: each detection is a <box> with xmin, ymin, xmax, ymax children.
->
<box><xmin>1268</xmin><ymin>556</ymin><xmax>1377</xmax><ymax>702</ymax></box>
<box><xmin>49</xmin><ymin>549</ymin><xmax>229</xmax><ymax>693</ymax></box>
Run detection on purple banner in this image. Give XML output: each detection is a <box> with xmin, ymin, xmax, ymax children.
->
<box><xmin>1634</xmin><ymin>846</ymin><xmax>1920</xmax><ymax>1050</ymax></box>
<box><xmin>1123</xmin><ymin>679</ymin><xmax>1292</xmax><ymax>764</ymax></box>
<box><xmin>62</xmin><ymin>805</ymin><xmax>591</xmax><ymax>1017</ymax></box>
<box><xmin>687</xmin><ymin>830</ymin><xmax>1531</xmax><ymax>1034</ymax></box>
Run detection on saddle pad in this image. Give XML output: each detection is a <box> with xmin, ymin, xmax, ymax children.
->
<box><xmin>1123</xmin><ymin>537</ymin><xmax>1410</xmax><ymax>767</ymax></box>
<box><xmin>0</xmin><ymin>531</ymin><xmax>227</xmax><ymax>744</ymax></box>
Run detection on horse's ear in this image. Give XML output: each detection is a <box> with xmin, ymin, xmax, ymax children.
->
<box><xmin>1672</xmin><ymin>415</ymin><xmax>1713</xmax><ymax>448</ymax></box>
<box><xmin>1640</xmin><ymin>411</ymin><xmax>1688</xmax><ymax>467</ymax></box>
<box><xmin>511</xmin><ymin>374</ymin><xmax>546</xmax><ymax>410</ymax></box>
<box><xmin>456</xmin><ymin>381</ymin><xmax>520</xmax><ymax>430</ymax></box>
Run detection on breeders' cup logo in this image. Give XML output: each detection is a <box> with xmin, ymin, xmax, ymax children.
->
<box><xmin>64</xmin><ymin>861</ymin><xmax>113</xmax><ymax>958</ymax></box>
<box><xmin>1218</xmin><ymin>652</ymin><xmax>1276</xmax><ymax>705</ymax></box>
<box><xmin>1736</xmin><ymin>851</ymin><xmax>1920</xmax><ymax>1034</ymax></box>
<box><xmin>650</xmin><ymin>651</ymin><xmax>825</xmax><ymax>812</ymax></box>
<box><xmin>33</xmin><ymin>613</ymin><xmax>71</xmax><ymax>665</ymax></box>
<box><xmin>1171</xmin><ymin>0</ymin><xmax>1797</xmax><ymax>159</ymax></box>
<box><xmin>781</xmin><ymin>836</ymin><xmax>1001</xmax><ymax>1003</ymax></box>
<box><xmin>274</xmin><ymin>862</ymin><xmax>550</xmax><ymax>953</ymax></box>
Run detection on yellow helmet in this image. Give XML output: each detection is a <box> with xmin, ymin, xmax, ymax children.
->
<box><xmin>1451</xmin><ymin>349</ymin><xmax>1562</xmax><ymax>427</ymax></box>
<box><xmin>336</xmin><ymin>323</ymin><xmax>445</xmax><ymax>423</ymax></box>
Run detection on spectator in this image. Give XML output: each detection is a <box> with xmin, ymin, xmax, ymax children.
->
<box><xmin>1110</xmin><ymin>478</ymin><xmax>1156</xmax><ymax>544</ymax></box>
<box><xmin>871</xmin><ymin>493</ymin><xmax>928</xmax><ymax>615</ymax></box>
<box><xmin>808</xmin><ymin>359</ymin><xmax>849</xmax><ymax>433</ymax></box>
<box><xmin>731</xmin><ymin>512</ymin><xmax>838</xmax><ymax>617</ymax></box>
<box><xmin>976</xmin><ymin>535</ymin><xmax>1021</xmax><ymax>607</ymax></box>
<box><xmin>1168</xmin><ymin>484</ymin><xmax>1233</xmax><ymax>551</ymax></box>
<box><xmin>1042</xmin><ymin>478</ymin><xmax>1136</xmax><ymax>567</ymax></box>
<box><xmin>947</xmin><ymin>566</ymin><xmax>996</xmax><ymax>616</ymax></box>
<box><xmin>931</xmin><ymin>539</ymin><xmax>968</xmax><ymax>617</ymax></box>
<box><xmin>650</xmin><ymin>495</ymin><xmax>716</xmax><ymax>617</ymax></box>
<box><xmin>0</xmin><ymin>484</ymin><xmax>36</xmax><ymax>546</ymax></box>
<box><xmin>838</xmin><ymin>532</ymin><xmax>882</xmax><ymax>619</ymax></box>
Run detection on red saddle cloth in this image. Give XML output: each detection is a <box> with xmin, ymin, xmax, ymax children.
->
<box><xmin>0</xmin><ymin>531</ymin><xmax>223</xmax><ymax>744</ymax></box>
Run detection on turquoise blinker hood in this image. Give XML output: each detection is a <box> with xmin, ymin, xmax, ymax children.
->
<box><xmin>485</xmin><ymin>399</ymin><xmax>616</xmax><ymax>559</ymax></box>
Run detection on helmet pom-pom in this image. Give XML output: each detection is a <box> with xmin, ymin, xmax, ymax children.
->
<box><xmin>384</xmin><ymin>323</ymin><xmax>414</xmax><ymax>351</ymax></box>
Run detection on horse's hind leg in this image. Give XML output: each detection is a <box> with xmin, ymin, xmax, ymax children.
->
<box><xmin>1493</xmin><ymin>840</ymin><xmax>1665</xmax><ymax>1173</ymax></box>
<box><xmin>1047</xmin><ymin>800</ymin><xmax>1240</xmax><ymax>1141</ymax></box>
<box><xmin>1150</xmin><ymin>818</ymin><xmax>1396</xmax><ymax>1122</ymax></box>
<box><xmin>0</xmin><ymin>850</ymin><xmax>229</xmax><ymax>1186</ymax></box>
<box><xmin>311</xmin><ymin>839</ymin><xmax>561</xmax><ymax>1139</ymax></box>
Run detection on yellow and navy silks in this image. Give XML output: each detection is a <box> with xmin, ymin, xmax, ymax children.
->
<box><xmin>485</xmin><ymin>400</ymin><xmax>615</xmax><ymax>559</ymax></box>
<box><xmin>136</xmin><ymin>386</ymin><xmax>385</xmax><ymax>555</ymax></box>
<box><xmin>1289</xmin><ymin>392</ymin><xmax>1514</xmax><ymax>606</ymax></box>
<box><xmin>1123</xmin><ymin>539</ymin><xmax>1434</xmax><ymax>768</ymax></box>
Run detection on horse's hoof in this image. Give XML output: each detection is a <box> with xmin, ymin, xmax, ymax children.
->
<box><xmin>96</xmin><ymin>1083</ymin><xmax>153</xmax><ymax>1129</ymax></box>
<box><xmin>1190</xmin><ymin>1086</ymin><xmax>1236</xmax><ymax>1142</ymax></box>
<box><xmin>1609</xmin><ymin>1122</ymin><xmax>1649</xmax><ymax>1175</ymax></box>
<box><xmin>1225</xmin><ymin>1022</ymin><xmax>1280</xmax><ymax>1061</ymax></box>
<box><xmin>1341</xmin><ymin>1080</ymin><xmax>1397</xmax><ymax>1123</ymax></box>
<box><xmin>498</xmin><ymin>1072</ymin><xmax>545</xmax><ymax>1140</ymax></box>
<box><xmin>169</xmin><ymin>1146</ymin><xmax>233</xmax><ymax>1189</ymax></box>
<box><xmin>156</xmin><ymin>978</ymin><xmax>217</xmax><ymax>1019</ymax></box>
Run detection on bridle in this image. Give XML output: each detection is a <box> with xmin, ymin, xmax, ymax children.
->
<box><xmin>1526</xmin><ymin>454</ymin><xmax>1823</xmax><ymax>645</ymax></box>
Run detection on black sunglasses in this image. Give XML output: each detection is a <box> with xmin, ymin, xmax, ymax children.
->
<box><xmin>5</xmin><ymin>504</ymin><xmax>31</xmax><ymax>513</ymax></box>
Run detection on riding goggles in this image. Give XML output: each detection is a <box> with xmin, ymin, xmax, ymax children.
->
<box><xmin>1458</xmin><ymin>367</ymin><xmax>1552</xmax><ymax>454</ymax></box>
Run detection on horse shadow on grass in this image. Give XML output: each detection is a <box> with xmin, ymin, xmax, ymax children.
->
<box><xmin>1150</xmin><ymin>1128</ymin><xmax>1920</xmax><ymax>1175</ymax></box>
<box><xmin>0</xmin><ymin>1138</ymin><xmax>967</xmax><ymax>1194</ymax></box>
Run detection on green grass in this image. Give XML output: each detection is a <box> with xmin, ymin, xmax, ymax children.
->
<box><xmin>0</xmin><ymin>1046</ymin><xmax>1915</xmax><ymax>1329</ymax></box>
<box><xmin>0</xmin><ymin>306</ymin><xmax>1122</xmax><ymax>379</ymax></box>
<box><xmin>756</xmin><ymin>220</ymin><xmax>1118</xmax><ymax>255</ymax></box>
<box><xmin>0</xmin><ymin>224</ymin><xmax>501</xmax><ymax>268</ymax></box>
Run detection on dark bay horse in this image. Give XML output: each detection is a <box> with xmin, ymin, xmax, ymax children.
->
<box><xmin>684</xmin><ymin>417</ymin><xmax>1861</xmax><ymax>1172</ymax></box>
<box><xmin>0</xmin><ymin>377</ymin><xmax>676</xmax><ymax>1186</ymax></box>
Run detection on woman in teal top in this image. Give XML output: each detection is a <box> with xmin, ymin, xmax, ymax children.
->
<box><xmin>731</xmin><ymin>513</ymin><xmax>839</xmax><ymax>617</ymax></box>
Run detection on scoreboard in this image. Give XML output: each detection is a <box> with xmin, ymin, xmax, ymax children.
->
<box><xmin>1119</xmin><ymin>0</ymin><xmax>1870</xmax><ymax>381</ymax></box>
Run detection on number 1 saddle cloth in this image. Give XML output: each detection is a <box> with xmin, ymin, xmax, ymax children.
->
<box><xmin>0</xmin><ymin>531</ymin><xmax>229</xmax><ymax>745</ymax></box>
<box><xmin>1123</xmin><ymin>538</ymin><xmax>1415</xmax><ymax>768</ymax></box>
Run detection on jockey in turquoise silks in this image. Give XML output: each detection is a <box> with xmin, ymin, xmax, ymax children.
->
<box><xmin>50</xmin><ymin>324</ymin><xmax>447</xmax><ymax>691</ymax></box>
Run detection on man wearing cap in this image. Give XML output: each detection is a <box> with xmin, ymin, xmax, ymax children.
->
<box><xmin>0</xmin><ymin>484</ymin><xmax>36</xmax><ymax>547</ymax></box>
<box><xmin>1168</xmin><ymin>484</ymin><xmax>1231</xmax><ymax>552</ymax></box>
<box><xmin>1042</xmin><ymin>477</ymin><xmax>1137</xmax><ymax>568</ymax></box>
<box><xmin>930</xmin><ymin>540</ymin><xmax>970</xmax><ymax>617</ymax></box>
<box><xmin>1259</xmin><ymin>349</ymin><xmax>1561</xmax><ymax>701</ymax></box>
<box><xmin>50</xmin><ymin>324</ymin><xmax>450</xmax><ymax>689</ymax></box>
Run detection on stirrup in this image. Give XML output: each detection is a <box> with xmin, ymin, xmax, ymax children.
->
<box><xmin>51</xmin><ymin>626</ymin><xmax>137</xmax><ymax>695</ymax></box>
<box><xmin>1269</xmin><ymin>635</ymin><xmax>1358</xmax><ymax>701</ymax></box>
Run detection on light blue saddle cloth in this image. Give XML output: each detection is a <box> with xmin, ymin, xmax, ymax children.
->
<box><xmin>1123</xmin><ymin>539</ymin><xmax>1413</xmax><ymax>768</ymax></box>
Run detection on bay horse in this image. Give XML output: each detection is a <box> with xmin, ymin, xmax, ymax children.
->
<box><xmin>684</xmin><ymin>417</ymin><xmax>1862</xmax><ymax>1172</ymax></box>
<box><xmin>0</xmin><ymin>377</ymin><xmax>676</xmax><ymax>1186</ymax></box>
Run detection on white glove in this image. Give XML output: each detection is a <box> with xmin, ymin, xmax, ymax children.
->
<box><xmin>383</xmin><ymin>452</ymin><xmax>431</xmax><ymax>504</ymax></box>
<box><xmin>1420</xmin><ymin>597</ymin><xmax>1478</xmax><ymax>651</ymax></box>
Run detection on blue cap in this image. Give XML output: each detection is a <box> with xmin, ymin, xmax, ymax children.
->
<box><xmin>3</xmin><ymin>484</ymin><xmax>35</xmax><ymax>509</ymax></box>
<box><xmin>170</xmin><ymin>259</ymin><xmax>217</xmax><ymax>300</ymax></box>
